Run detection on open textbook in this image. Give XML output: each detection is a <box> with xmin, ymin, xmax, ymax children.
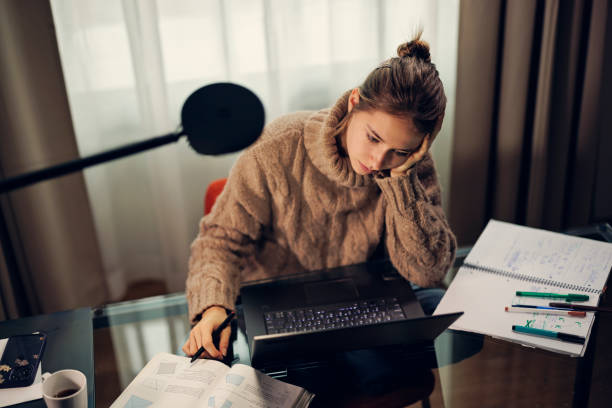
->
<box><xmin>434</xmin><ymin>219</ymin><xmax>612</xmax><ymax>357</ymax></box>
<box><xmin>110</xmin><ymin>352</ymin><xmax>314</xmax><ymax>408</ymax></box>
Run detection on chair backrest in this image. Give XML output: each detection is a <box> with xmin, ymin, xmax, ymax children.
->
<box><xmin>204</xmin><ymin>178</ymin><xmax>227</xmax><ymax>215</ymax></box>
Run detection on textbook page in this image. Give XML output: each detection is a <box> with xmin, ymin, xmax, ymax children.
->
<box><xmin>205</xmin><ymin>363</ymin><xmax>313</xmax><ymax>408</ymax></box>
<box><xmin>434</xmin><ymin>266</ymin><xmax>597</xmax><ymax>356</ymax></box>
<box><xmin>110</xmin><ymin>353</ymin><xmax>229</xmax><ymax>408</ymax></box>
<box><xmin>464</xmin><ymin>220</ymin><xmax>612</xmax><ymax>292</ymax></box>
<box><xmin>110</xmin><ymin>352</ymin><xmax>314</xmax><ymax>408</ymax></box>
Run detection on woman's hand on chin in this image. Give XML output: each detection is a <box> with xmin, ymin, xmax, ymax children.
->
<box><xmin>390</xmin><ymin>134</ymin><xmax>431</xmax><ymax>177</ymax></box>
<box><xmin>389</xmin><ymin>114</ymin><xmax>443</xmax><ymax>178</ymax></box>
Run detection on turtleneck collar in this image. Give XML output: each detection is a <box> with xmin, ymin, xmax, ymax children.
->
<box><xmin>303</xmin><ymin>91</ymin><xmax>375</xmax><ymax>188</ymax></box>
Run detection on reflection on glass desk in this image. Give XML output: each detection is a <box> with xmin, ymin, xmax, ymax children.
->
<box><xmin>93</xmin><ymin>223</ymin><xmax>612</xmax><ymax>408</ymax></box>
<box><xmin>93</xmin><ymin>293</ymin><xmax>443</xmax><ymax>407</ymax></box>
<box><xmin>92</xmin><ymin>293</ymin><xmax>611</xmax><ymax>407</ymax></box>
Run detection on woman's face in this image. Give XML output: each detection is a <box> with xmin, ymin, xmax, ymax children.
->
<box><xmin>341</xmin><ymin>89</ymin><xmax>425</xmax><ymax>175</ymax></box>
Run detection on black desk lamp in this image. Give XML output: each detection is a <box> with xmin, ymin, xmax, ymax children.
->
<box><xmin>0</xmin><ymin>82</ymin><xmax>265</xmax><ymax>193</ymax></box>
<box><xmin>0</xmin><ymin>82</ymin><xmax>264</xmax><ymax>317</ymax></box>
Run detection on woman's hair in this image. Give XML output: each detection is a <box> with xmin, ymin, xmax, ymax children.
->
<box><xmin>337</xmin><ymin>31</ymin><xmax>446</xmax><ymax>137</ymax></box>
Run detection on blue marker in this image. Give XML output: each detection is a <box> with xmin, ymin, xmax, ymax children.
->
<box><xmin>512</xmin><ymin>325</ymin><xmax>585</xmax><ymax>344</ymax></box>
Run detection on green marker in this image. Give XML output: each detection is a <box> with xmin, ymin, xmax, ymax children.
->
<box><xmin>512</xmin><ymin>325</ymin><xmax>585</xmax><ymax>344</ymax></box>
<box><xmin>515</xmin><ymin>291</ymin><xmax>589</xmax><ymax>302</ymax></box>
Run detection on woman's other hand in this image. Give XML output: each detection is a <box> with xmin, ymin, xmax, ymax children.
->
<box><xmin>182</xmin><ymin>306</ymin><xmax>232</xmax><ymax>360</ymax></box>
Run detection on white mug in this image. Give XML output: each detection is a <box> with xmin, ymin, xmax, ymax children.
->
<box><xmin>41</xmin><ymin>369</ymin><xmax>87</xmax><ymax>408</ymax></box>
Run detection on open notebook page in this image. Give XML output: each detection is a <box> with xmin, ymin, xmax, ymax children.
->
<box><xmin>434</xmin><ymin>266</ymin><xmax>598</xmax><ymax>357</ymax></box>
<box><xmin>464</xmin><ymin>220</ymin><xmax>612</xmax><ymax>292</ymax></box>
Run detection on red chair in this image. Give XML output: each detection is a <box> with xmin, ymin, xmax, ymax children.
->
<box><xmin>204</xmin><ymin>178</ymin><xmax>227</xmax><ymax>215</ymax></box>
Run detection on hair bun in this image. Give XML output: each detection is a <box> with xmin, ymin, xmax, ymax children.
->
<box><xmin>397</xmin><ymin>38</ymin><xmax>431</xmax><ymax>63</ymax></box>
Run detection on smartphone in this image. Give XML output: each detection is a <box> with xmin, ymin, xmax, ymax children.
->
<box><xmin>0</xmin><ymin>332</ymin><xmax>47</xmax><ymax>388</ymax></box>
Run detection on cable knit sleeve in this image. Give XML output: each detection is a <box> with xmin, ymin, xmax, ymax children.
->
<box><xmin>186</xmin><ymin>150</ymin><xmax>271</xmax><ymax>324</ymax></box>
<box><xmin>374</xmin><ymin>153</ymin><xmax>456</xmax><ymax>287</ymax></box>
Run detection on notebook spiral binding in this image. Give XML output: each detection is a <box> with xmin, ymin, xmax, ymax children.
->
<box><xmin>463</xmin><ymin>262</ymin><xmax>601</xmax><ymax>294</ymax></box>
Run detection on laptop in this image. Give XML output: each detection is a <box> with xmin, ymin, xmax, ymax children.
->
<box><xmin>240</xmin><ymin>259</ymin><xmax>463</xmax><ymax>368</ymax></box>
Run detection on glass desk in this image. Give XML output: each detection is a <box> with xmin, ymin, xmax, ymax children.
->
<box><xmin>3</xmin><ymin>224</ymin><xmax>606</xmax><ymax>407</ymax></box>
<box><xmin>91</xmin><ymin>292</ymin><xmax>611</xmax><ymax>408</ymax></box>
<box><xmin>92</xmin><ymin>224</ymin><xmax>612</xmax><ymax>407</ymax></box>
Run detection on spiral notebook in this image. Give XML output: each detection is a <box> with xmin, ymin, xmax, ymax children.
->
<box><xmin>434</xmin><ymin>219</ymin><xmax>612</xmax><ymax>357</ymax></box>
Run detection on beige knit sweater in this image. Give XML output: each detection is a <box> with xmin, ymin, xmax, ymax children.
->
<box><xmin>186</xmin><ymin>92</ymin><xmax>457</xmax><ymax>323</ymax></box>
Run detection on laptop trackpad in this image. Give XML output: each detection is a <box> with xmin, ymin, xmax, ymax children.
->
<box><xmin>304</xmin><ymin>278</ymin><xmax>359</xmax><ymax>304</ymax></box>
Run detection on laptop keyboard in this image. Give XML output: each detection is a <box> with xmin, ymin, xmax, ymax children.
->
<box><xmin>263</xmin><ymin>297</ymin><xmax>406</xmax><ymax>334</ymax></box>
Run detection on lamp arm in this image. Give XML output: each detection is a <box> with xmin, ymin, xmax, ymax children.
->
<box><xmin>0</xmin><ymin>131</ymin><xmax>183</xmax><ymax>194</ymax></box>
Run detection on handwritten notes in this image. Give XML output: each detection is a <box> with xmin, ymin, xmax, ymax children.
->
<box><xmin>434</xmin><ymin>220</ymin><xmax>612</xmax><ymax>357</ymax></box>
<box><xmin>466</xmin><ymin>221</ymin><xmax>612</xmax><ymax>292</ymax></box>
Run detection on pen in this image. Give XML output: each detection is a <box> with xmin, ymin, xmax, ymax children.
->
<box><xmin>505</xmin><ymin>306</ymin><xmax>586</xmax><ymax>317</ymax></box>
<box><xmin>512</xmin><ymin>325</ymin><xmax>585</xmax><ymax>344</ymax></box>
<box><xmin>515</xmin><ymin>291</ymin><xmax>589</xmax><ymax>301</ymax></box>
<box><xmin>190</xmin><ymin>311</ymin><xmax>236</xmax><ymax>363</ymax></box>
<box><xmin>510</xmin><ymin>304</ymin><xmax>574</xmax><ymax>311</ymax></box>
<box><xmin>549</xmin><ymin>302</ymin><xmax>612</xmax><ymax>313</ymax></box>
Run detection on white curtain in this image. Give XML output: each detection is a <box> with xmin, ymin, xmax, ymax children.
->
<box><xmin>49</xmin><ymin>0</ymin><xmax>459</xmax><ymax>300</ymax></box>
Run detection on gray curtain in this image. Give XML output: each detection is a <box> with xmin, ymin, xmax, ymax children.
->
<box><xmin>449</xmin><ymin>0</ymin><xmax>612</xmax><ymax>245</ymax></box>
<box><xmin>0</xmin><ymin>0</ymin><xmax>109</xmax><ymax>318</ymax></box>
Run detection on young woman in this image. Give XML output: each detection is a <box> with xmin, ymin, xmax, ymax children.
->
<box><xmin>183</xmin><ymin>34</ymin><xmax>456</xmax><ymax>361</ymax></box>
